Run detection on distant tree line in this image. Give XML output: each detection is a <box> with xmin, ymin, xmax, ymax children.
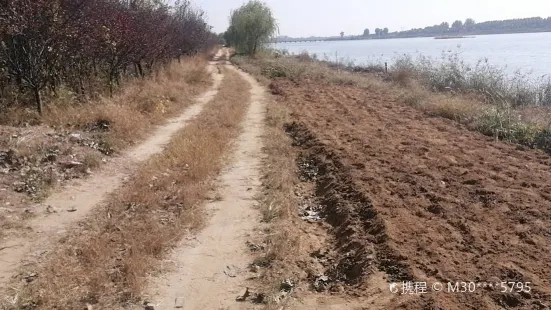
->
<box><xmin>275</xmin><ymin>16</ymin><xmax>551</xmax><ymax>43</ymax></box>
<box><xmin>375</xmin><ymin>16</ymin><xmax>551</xmax><ymax>38</ymax></box>
<box><xmin>373</xmin><ymin>28</ymin><xmax>389</xmax><ymax>37</ymax></box>
<box><xmin>0</xmin><ymin>0</ymin><xmax>216</xmax><ymax>114</ymax></box>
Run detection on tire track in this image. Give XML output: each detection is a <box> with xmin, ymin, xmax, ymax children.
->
<box><xmin>143</xmin><ymin>63</ymin><xmax>266</xmax><ymax>310</ymax></box>
<box><xmin>0</xmin><ymin>50</ymin><xmax>226</xmax><ymax>291</ymax></box>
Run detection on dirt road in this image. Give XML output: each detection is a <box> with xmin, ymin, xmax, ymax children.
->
<box><xmin>270</xmin><ymin>79</ymin><xmax>551</xmax><ymax>309</ymax></box>
<box><xmin>0</xmin><ymin>50</ymin><xmax>225</xmax><ymax>289</ymax></box>
<box><xmin>142</xmin><ymin>64</ymin><xmax>266</xmax><ymax>310</ymax></box>
<box><xmin>5</xmin><ymin>48</ymin><xmax>548</xmax><ymax>310</ymax></box>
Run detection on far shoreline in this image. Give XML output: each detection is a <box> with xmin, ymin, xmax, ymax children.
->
<box><xmin>273</xmin><ymin>29</ymin><xmax>551</xmax><ymax>44</ymax></box>
<box><xmin>434</xmin><ymin>35</ymin><xmax>475</xmax><ymax>39</ymax></box>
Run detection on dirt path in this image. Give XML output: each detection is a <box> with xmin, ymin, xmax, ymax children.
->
<box><xmin>143</xmin><ymin>65</ymin><xmax>266</xmax><ymax>309</ymax></box>
<box><xmin>0</xmin><ymin>50</ymin><xmax>226</xmax><ymax>288</ymax></box>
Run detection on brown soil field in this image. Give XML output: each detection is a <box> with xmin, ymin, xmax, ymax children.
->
<box><xmin>271</xmin><ymin>78</ymin><xmax>551</xmax><ymax>309</ymax></box>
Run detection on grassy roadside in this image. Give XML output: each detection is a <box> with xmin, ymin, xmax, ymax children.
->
<box><xmin>254</xmin><ymin>94</ymin><xmax>304</xmax><ymax>307</ymax></box>
<box><xmin>0</xmin><ymin>56</ymin><xmax>212</xmax><ymax>241</ymax></box>
<box><xmin>2</xmin><ymin>56</ymin><xmax>212</xmax><ymax>150</ymax></box>
<box><xmin>10</xmin><ymin>66</ymin><xmax>251</xmax><ymax>309</ymax></box>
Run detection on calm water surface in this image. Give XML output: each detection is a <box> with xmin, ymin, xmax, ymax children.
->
<box><xmin>275</xmin><ymin>32</ymin><xmax>551</xmax><ymax>78</ymax></box>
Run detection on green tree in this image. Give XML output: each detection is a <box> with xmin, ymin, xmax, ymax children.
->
<box><xmin>217</xmin><ymin>33</ymin><xmax>226</xmax><ymax>45</ymax></box>
<box><xmin>363</xmin><ymin>28</ymin><xmax>370</xmax><ymax>36</ymax></box>
<box><xmin>383</xmin><ymin>27</ymin><xmax>389</xmax><ymax>35</ymax></box>
<box><xmin>375</xmin><ymin>28</ymin><xmax>381</xmax><ymax>36</ymax></box>
<box><xmin>226</xmin><ymin>1</ymin><xmax>278</xmax><ymax>56</ymax></box>
<box><xmin>340</xmin><ymin>31</ymin><xmax>344</xmax><ymax>38</ymax></box>
<box><xmin>223</xmin><ymin>27</ymin><xmax>235</xmax><ymax>46</ymax></box>
<box><xmin>440</xmin><ymin>22</ymin><xmax>450</xmax><ymax>31</ymax></box>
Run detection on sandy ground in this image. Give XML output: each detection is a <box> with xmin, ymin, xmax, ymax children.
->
<box><xmin>0</xmin><ymin>50</ymin><xmax>226</xmax><ymax>289</ymax></box>
<box><xmin>141</xmin><ymin>57</ymin><xmax>266</xmax><ymax>310</ymax></box>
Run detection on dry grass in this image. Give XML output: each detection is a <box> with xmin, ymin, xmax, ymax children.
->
<box><xmin>43</xmin><ymin>57</ymin><xmax>212</xmax><ymax>150</ymax></box>
<box><xmin>394</xmin><ymin>81</ymin><xmax>551</xmax><ymax>147</ymax></box>
<box><xmin>234</xmin><ymin>54</ymin><xmax>388</xmax><ymax>94</ymax></box>
<box><xmin>395</xmin><ymin>82</ymin><xmax>485</xmax><ymax>124</ymax></box>
<box><xmin>258</xmin><ymin>101</ymin><xmax>297</xmax><ymax>224</ymax></box>
<box><xmin>0</xmin><ymin>56</ymin><xmax>211</xmax><ymax>153</ymax></box>
<box><xmin>250</xmin><ymin>94</ymin><xmax>308</xmax><ymax>308</ymax></box>
<box><xmin>0</xmin><ymin>56</ymin><xmax>212</xmax><ymax>237</ymax></box>
<box><xmin>11</xmin><ymin>67</ymin><xmax>251</xmax><ymax>309</ymax></box>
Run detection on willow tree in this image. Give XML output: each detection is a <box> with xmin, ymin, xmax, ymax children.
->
<box><xmin>227</xmin><ymin>1</ymin><xmax>277</xmax><ymax>56</ymax></box>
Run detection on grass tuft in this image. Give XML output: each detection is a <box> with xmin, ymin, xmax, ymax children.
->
<box><xmin>392</xmin><ymin>51</ymin><xmax>551</xmax><ymax>107</ymax></box>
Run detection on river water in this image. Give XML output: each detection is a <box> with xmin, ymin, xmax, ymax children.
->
<box><xmin>275</xmin><ymin>32</ymin><xmax>551</xmax><ymax>78</ymax></box>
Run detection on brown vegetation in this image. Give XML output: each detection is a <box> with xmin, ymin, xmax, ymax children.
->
<box><xmin>5</xmin><ymin>66</ymin><xmax>251</xmax><ymax>309</ymax></box>
<box><xmin>0</xmin><ymin>0</ymin><xmax>216</xmax><ymax>114</ymax></box>
<box><xmin>43</xmin><ymin>57</ymin><xmax>212</xmax><ymax>149</ymax></box>
<box><xmin>251</xmin><ymin>91</ymin><xmax>304</xmax><ymax>307</ymax></box>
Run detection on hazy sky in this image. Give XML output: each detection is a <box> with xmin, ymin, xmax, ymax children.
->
<box><xmin>194</xmin><ymin>0</ymin><xmax>551</xmax><ymax>37</ymax></box>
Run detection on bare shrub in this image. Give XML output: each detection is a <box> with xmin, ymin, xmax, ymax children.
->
<box><xmin>0</xmin><ymin>1</ymin><xmax>216</xmax><ymax>115</ymax></box>
<box><xmin>394</xmin><ymin>69</ymin><xmax>414</xmax><ymax>87</ymax></box>
<box><xmin>296</xmin><ymin>51</ymin><xmax>312</xmax><ymax>62</ymax></box>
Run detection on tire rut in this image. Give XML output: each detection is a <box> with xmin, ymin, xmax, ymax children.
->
<box><xmin>143</xmin><ymin>63</ymin><xmax>266</xmax><ymax>310</ymax></box>
<box><xmin>0</xmin><ymin>50</ymin><xmax>226</xmax><ymax>290</ymax></box>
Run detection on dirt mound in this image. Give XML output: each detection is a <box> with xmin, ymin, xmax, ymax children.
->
<box><xmin>276</xmin><ymin>79</ymin><xmax>551</xmax><ymax>309</ymax></box>
<box><xmin>285</xmin><ymin>121</ymin><xmax>412</xmax><ymax>289</ymax></box>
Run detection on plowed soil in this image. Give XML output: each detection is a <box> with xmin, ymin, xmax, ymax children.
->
<box><xmin>273</xmin><ymin>79</ymin><xmax>551</xmax><ymax>309</ymax></box>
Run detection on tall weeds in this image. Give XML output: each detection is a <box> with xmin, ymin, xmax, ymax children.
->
<box><xmin>1</xmin><ymin>57</ymin><xmax>211</xmax><ymax>151</ymax></box>
<box><xmin>392</xmin><ymin>51</ymin><xmax>551</xmax><ymax>107</ymax></box>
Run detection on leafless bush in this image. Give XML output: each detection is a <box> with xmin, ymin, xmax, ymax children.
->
<box><xmin>0</xmin><ymin>0</ymin><xmax>217</xmax><ymax>115</ymax></box>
